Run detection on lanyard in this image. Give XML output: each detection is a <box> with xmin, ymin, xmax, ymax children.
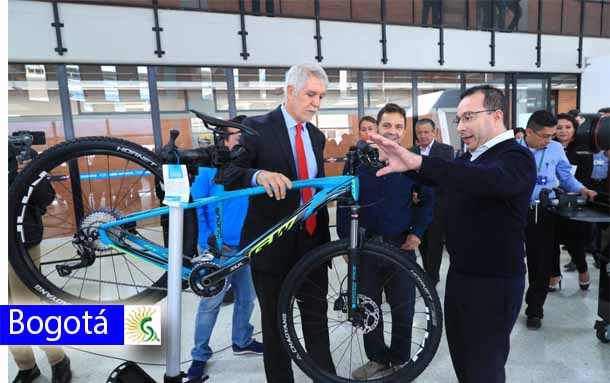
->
<box><xmin>537</xmin><ymin>148</ymin><xmax>547</xmax><ymax>173</ymax></box>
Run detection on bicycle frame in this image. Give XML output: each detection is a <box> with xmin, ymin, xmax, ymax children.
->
<box><xmin>97</xmin><ymin>175</ymin><xmax>359</xmax><ymax>284</ymax></box>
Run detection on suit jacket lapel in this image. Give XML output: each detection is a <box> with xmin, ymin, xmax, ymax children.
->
<box><xmin>271</xmin><ymin>107</ymin><xmax>298</xmax><ymax>179</ymax></box>
<box><xmin>305</xmin><ymin>123</ymin><xmax>325</xmax><ymax>177</ymax></box>
<box><xmin>429</xmin><ymin>141</ymin><xmax>438</xmax><ymax>157</ymax></box>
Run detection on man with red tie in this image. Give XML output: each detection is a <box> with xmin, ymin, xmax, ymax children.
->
<box><xmin>229</xmin><ymin>62</ymin><xmax>335</xmax><ymax>383</ymax></box>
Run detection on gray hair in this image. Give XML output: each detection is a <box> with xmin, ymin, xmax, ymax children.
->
<box><xmin>284</xmin><ymin>62</ymin><xmax>329</xmax><ymax>102</ymax></box>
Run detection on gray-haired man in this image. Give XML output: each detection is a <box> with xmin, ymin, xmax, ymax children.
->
<box><xmin>228</xmin><ymin>62</ymin><xmax>336</xmax><ymax>383</ymax></box>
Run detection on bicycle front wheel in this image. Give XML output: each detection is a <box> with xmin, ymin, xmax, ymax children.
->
<box><xmin>8</xmin><ymin>137</ymin><xmax>171</xmax><ymax>304</ymax></box>
<box><xmin>278</xmin><ymin>239</ymin><xmax>443</xmax><ymax>382</ymax></box>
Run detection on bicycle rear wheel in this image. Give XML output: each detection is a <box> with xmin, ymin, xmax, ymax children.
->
<box><xmin>8</xmin><ymin>137</ymin><xmax>172</xmax><ymax>304</ymax></box>
<box><xmin>278</xmin><ymin>239</ymin><xmax>442</xmax><ymax>382</ymax></box>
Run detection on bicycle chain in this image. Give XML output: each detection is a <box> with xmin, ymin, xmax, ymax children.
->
<box><xmin>62</xmin><ymin>275</ymin><xmax>200</xmax><ymax>295</ymax></box>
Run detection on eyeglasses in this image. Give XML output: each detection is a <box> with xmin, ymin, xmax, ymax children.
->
<box><xmin>531</xmin><ymin>130</ymin><xmax>556</xmax><ymax>141</ymax></box>
<box><xmin>453</xmin><ymin>109</ymin><xmax>497</xmax><ymax>126</ymax></box>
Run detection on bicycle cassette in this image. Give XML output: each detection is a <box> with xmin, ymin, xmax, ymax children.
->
<box><xmin>189</xmin><ymin>261</ymin><xmax>227</xmax><ymax>298</ymax></box>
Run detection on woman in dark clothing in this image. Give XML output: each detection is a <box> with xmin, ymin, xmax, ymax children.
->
<box><xmin>549</xmin><ymin>113</ymin><xmax>594</xmax><ymax>291</ymax></box>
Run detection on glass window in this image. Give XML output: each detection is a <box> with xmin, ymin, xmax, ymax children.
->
<box><xmin>67</xmin><ymin>65</ymin><xmax>155</xmax><ymax>151</ymax></box>
<box><xmin>583</xmin><ymin>0</ymin><xmax>604</xmax><ymax>37</ymax></box>
<box><xmin>416</xmin><ymin>72</ymin><xmax>462</xmax><ymax>150</ymax></box>
<box><xmin>234</xmin><ymin>67</ymin><xmax>287</xmax><ymax>115</ymax></box>
<box><xmin>474</xmin><ymin>0</ymin><xmax>526</xmax><ymax>32</ymax></box>
<box><xmin>551</xmin><ymin>74</ymin><xmax>578</xmax><ymax>114</ymax></box>
<box><xmin>156</xmin><ymin>66</ymin><xmax>229</xmax><ymax>149</ymax></box>
<box><xmin>561</xmin><ymin>0</ymin><xmax>581</xmax><ymax>36</ymax></box>
<box><xmin>541</xmin><ymin>0</ymin><xmax>562</xmax><ymax>34</ymax></box>
<box><xmin>363</xmin><ymin>70</ymin><xmax>414</xmax><ymax>147</ymax></box>
<box><xmin>320</xmin><ymin>0</ymin><xmax>351</xmax><ymax>20</ymax></box>
<box><xmin>386</xmin><ymin>0</ymin><xmax>415</xmax><ymax>25</ymax></box>
<box><xmin>281</xmin><ymin>0</ymin><xmax>315</xmax><ymax>18</ymax></box>
<box><xmin>443</xmin><ymin>0</ymin><xmax>468</xmax><ymax>29</ymax></box>
<box><xmin>351</xmin><ymin>0</ymin><xmax>381</xmax><ymax>22</ymax></box>
<box><xmin>8</xmin><ymin>64</ymin><xmax>64</xmax><ymax>151</ymax></box>
<box><xmin>514</xmin><ymin>76</ymin><xmax>548</xmax><ymax>129</ymax></box>
<box><xmin>314</xmin><ymin>69</ymin><xmax>359</xmax><ymax>176</ymax></box>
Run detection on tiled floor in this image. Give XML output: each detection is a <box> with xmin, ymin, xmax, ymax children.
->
<box><xmin>7</xmin><ymin>228</ymin><xmax>610</xmax><ymax>383</ymax></box>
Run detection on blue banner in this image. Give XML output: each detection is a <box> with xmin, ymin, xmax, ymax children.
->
<box><xmin>0</xmin><ymin>305</ymin><xmax>124</xmax><ymax>345</ymax></box>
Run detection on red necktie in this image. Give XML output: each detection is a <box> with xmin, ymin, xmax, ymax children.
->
<box><xmin>295</xmin><ymin>123</ymin><xmax>316</xmax><ymax>235</ymax></box>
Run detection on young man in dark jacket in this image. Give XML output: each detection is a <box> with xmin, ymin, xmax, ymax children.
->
<box><xmin>337</xmin><ymin>103</ymin><xmax>434</xmax><ymax>379</ymax></box>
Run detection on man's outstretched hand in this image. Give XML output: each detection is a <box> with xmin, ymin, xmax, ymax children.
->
<box><xmin>368</xmin><ymin>133</ymin><xmax>423</xmax><ymax>176</ymax></box>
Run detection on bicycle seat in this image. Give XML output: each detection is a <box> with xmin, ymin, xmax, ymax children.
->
<box><xmin>190</xmin><ymin>109</ymin><xmax>259</xmax><ymax>137</ymax></box>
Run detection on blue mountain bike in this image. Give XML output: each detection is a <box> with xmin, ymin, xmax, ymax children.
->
<box><xmin>8</xmin><ymin>111</ymin><xmax>442</xmax><ymax>382</ymax></box>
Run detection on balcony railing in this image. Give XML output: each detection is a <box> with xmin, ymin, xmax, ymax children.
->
<box><xmin>34</xmin><ymin>0</ymin><xmax>610</xmax><ymax>38</ymax></box>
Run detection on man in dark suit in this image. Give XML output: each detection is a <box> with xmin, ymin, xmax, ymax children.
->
<box><xmin>410</xmin><ymin>118</ymin><xmax>454</xmax><ymax>285</ymax></box>
<box><xmin>369</xmin><ymin>85</ymin><xmax>536</xmax><ymax>383</ymax></box>
<box><xmin>228</xmin><ymin>62</ymin><xmax>335</xmax><ymax>383</ymax></box>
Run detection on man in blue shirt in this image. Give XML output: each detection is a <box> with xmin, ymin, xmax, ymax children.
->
<box><xmin>337</xmin><ymin>104</ymin><xmax>434</xmax><ymax>379</ymax></box>
<box><xmin>518</xmin><ymin>110</ymin><xmax>596</xmax><ymax>330</ymax></box>
<box><xmin>187</xmin><ymin>120</ymin><xmax>263</xmax><ymax>381</ymax></box>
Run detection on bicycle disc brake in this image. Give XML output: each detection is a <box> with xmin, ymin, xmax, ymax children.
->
<box><xmin>357</xmin><ymin>294</ymin><xmax>380</xmax><ymax>334</ymax></box>
<box><xmin>189</xmin><ymin>261</ymin><xmax>227</xmax><ymax>298</ymax></box>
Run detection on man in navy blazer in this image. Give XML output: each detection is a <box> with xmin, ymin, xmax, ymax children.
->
<box><xmin>228</xmin><ymin>62</ymin><xmax>335</xmax><ymax>383</ymax></box>
<box><xmin>410</xmin><ymin>118</ymin><xmax>455</xmax><ymax>285</ymax></box>
<box><xmin>369</xmin><ymin>85</ymin><xmax>536</xmax><ymax>383</ymax></box>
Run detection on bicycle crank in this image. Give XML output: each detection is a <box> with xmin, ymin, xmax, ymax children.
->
<box><xmin>189</xmin><ymin>261</ymin><xmax>228</xmax><ymax>298</ymax></box>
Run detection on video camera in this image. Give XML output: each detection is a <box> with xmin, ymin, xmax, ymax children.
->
<box><xmin>9</xmin><ymin>130</ymin><xmax>46</xmax><ymax>164</ymax></box>
<box><xmin>574</xmin><ymin>114</ymin><xmax>610</xmax><ymax>153</ymax></box>
<box><xmin>9</xmin><ymin>131</ymin><xmax>46</xmax><ymax>187</ymax></box>
<box><xmin>541</xmin><ymin>114</ymin><xmax>609</xmax><ymax>224</ymax></box>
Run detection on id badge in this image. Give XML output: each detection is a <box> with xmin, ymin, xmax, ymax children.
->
<box><xmin>536</xmin><ymin>175</ymin><xmax>548</xmax><ymax>185</ymax></box>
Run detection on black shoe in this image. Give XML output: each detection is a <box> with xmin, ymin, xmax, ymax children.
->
<box><xmin>51</xmin><ymin>356</ymin><xmax>72</xmax><ymax>383</ymax></box>
<box><xmin>563</xmin><ymin>261</ymin><xmax>577</xmax><ymax>272</ymax></box>
<box><xmin>526</xmin><ymin>317</ymin><xmax>542</xmax><ymax>330</ymax></box>
<box><xmin>12</xmin><ymin>365</ymin><xmax>41</xmax><ymax>383</ymax></box>
<box><xmin>187</xmin><ymin>360</ymin><xmax>207</xmax><ymax>380</ymax></box>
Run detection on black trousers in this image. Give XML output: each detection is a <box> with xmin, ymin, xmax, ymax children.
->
<box><xmin>420</xmin><ymin>206</ymin><xmax>446</xmax><ymax>284</ymax></box>
<box><xmin>525</xmin><ymin>208</ymin><xmax>557</xmax><ymax>319</ymax></box>
<box><xmin>251</xmin><ymin>231</ymin><xmax>335</xmax><ymax>383</ymax></box>
<box><xmin>421</xmin><ymin>0</ymin><xmax>441</xmax><ymax>26</ymax></box>
<box><xmin>598</xmin><ymin>245</ymin><xmax>609</xmax><ymax>323</ymax></box>
<box><xmin>445</xmin><ymin>269</ymin><xmax>524</xmax><ymax>383</ymax></box>
<box><xmin>361</xmin><ymin>236</ymin><xmax>416</xmax><ymax>366</ymax></box>
<box><xmin>551</xmin><ymin>216</ymin><xmax>589</xmax><ymax>276</ymax></box>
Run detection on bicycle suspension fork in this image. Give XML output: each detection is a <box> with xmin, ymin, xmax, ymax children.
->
<box><xmin>347</xmin><ymin>204</ymin><xmax>363</xmax><ymax>322</ymax></box>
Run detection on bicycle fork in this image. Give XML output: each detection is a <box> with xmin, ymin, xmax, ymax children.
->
<box><xmin>346</xmin><ymin>205</ymin><xmax>363</xmax><ymax>325</ymax></box>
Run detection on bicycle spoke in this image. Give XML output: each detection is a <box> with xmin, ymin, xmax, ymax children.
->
<box><xmin>79</xmin><ymin>264</ymin><xmax>88</xmax><ymax>299</ymax></box>
<box><xmin>106</xmin><ymin>155</ymin><xmax>113</xmax><ymax>211</ymax></box>
<box><xmin>111</xmin><ymin>251</ymin><xmax>121</xmax><ymax>300</ymax></box>
<box><xmin>354</xmin><ymin>330</ymin><xmax>366</xmax><ymax>372</ymax></box>
<box><xmin>113</xmin><ymin>169</ymin><xmax>149</xmax><ymax>209</ymax></box>
<box><xmin>122</xmin><ymin>255</ymin><xmax>141</xmax><ymax>295</ymax></box>
<box><xmin>123</xmin><ymin>256</ymin><xmax>159</xmax><ymax>284</ymax></box>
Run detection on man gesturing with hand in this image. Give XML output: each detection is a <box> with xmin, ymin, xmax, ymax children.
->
<box><xmin>369</xmin><ymin>85</ymin><xmax>536</xmax><ymax>383</ymax></box>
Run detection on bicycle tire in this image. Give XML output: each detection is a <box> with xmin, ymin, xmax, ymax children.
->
<box><xmin>8</xmin><ymin>137</ymin><xmax>179</xmax><ymax>304</ymax></box>
<box><xmin>278</xmin><ymin>239</ymin><xmax>443</xmax><ymax>382</ymax></box>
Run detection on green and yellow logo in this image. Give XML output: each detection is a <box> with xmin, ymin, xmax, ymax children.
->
<box><xmin>124</xmin><ymin>306</ymin><xmax>161</xmax><ymax>345</ymax></box>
